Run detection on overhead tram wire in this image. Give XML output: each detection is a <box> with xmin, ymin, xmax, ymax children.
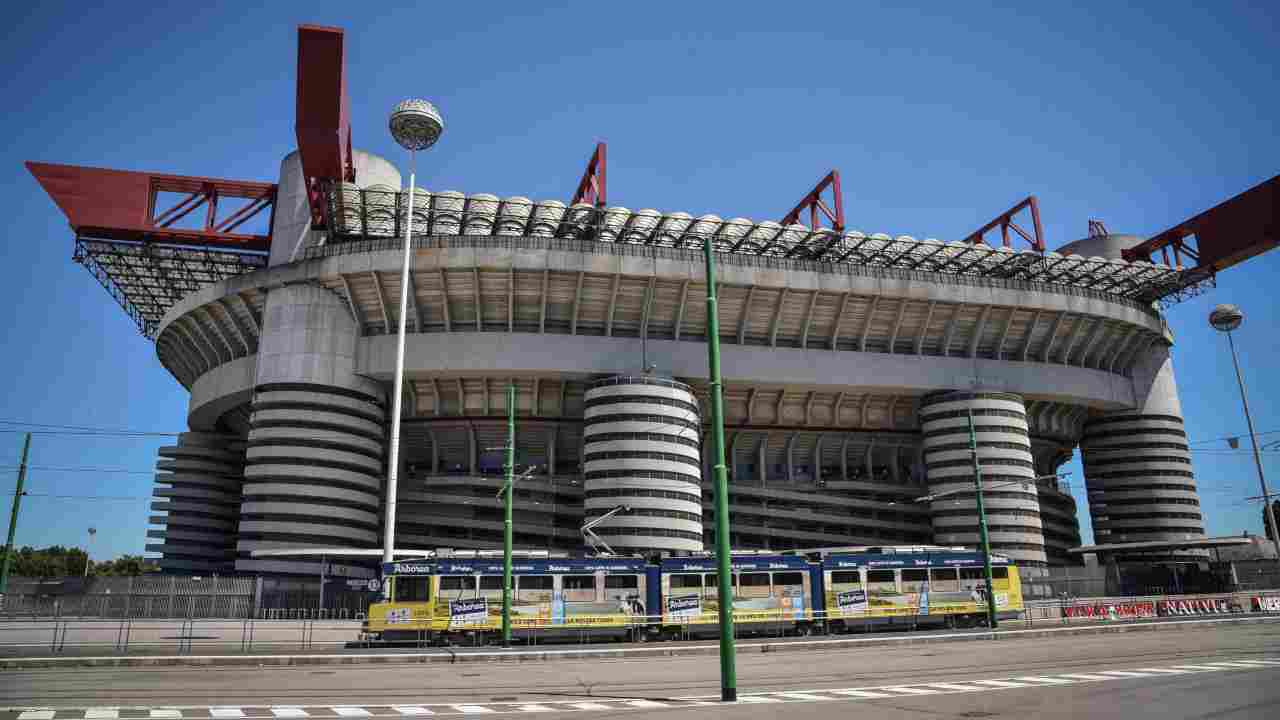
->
<box><xmin>0</xmin><ymin>420</ymin><xmax>184</xmax><ymax>437</ymax></box>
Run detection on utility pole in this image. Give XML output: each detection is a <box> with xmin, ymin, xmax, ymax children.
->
<box><xmin>968</xmin><ymin>410</ymin><xmax>998</xmax><ymax>629</ymax></box>
<box><xmin>1</xmin><ymin>433</ymin><xmax>31</xmax><ymax>595</ymax></box>
<box><xmin>502</xmin><ymin>383</ymin><xmax>515</xmax><ymax>648</ymax></box>
<box><xmin>702</xmin><ymin>235</ymin><xmax>737</xmax><ymax>702</ymax></box>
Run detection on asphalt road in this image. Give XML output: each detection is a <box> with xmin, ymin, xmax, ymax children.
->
<box><xmin>1</xmin><ymin>622</ymin><xmax>1276</xmax><ymax>718</ymax></box>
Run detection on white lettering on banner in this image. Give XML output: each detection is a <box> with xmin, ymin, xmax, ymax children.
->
<box><xmin>1254</xmin><ymin>596</ymin><xmax>1280</xmax><ymax>612</ymax></box>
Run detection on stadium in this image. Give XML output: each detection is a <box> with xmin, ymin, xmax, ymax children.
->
<box><xmin>26</xmin><ymin>26</ymin><xmax>1278</xmax><ymax>596</ymax></box>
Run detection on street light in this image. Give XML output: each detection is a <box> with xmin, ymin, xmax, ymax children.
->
<box><xmin>84</xmin><ymin>527</ymin><xmax>96</xmax><ymax>577</ymax></box>
<box><xmin>1209</xmin><ymin>303</ymin><xmax>1280</xmax><ymax>562</ymax></box>
<box><xmin>383</xmin><ymin>99</ymin><xmax>444</xmax><ymax>572</ymax></box>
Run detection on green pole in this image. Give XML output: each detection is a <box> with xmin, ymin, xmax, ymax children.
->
<box><xmin>702</xmin><ymin>236</ymin><xmax>737</xmax><ymax>702</ymax></box>
<box><xmin>502</xmin><ymin>383</ymin><xmax>515</xmax><ymax>648</ymax></box>
<box><xmin>1</xmin><ymin>433</ymin><xmax>31</xmax><ymax>595</ymax></box>
<box><xmin>968</xmin><ymin>409</ymin><xmax>998</xmax><ymax>630</ymax></box>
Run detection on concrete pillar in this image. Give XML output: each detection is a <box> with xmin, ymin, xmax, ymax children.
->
<box><xmin>919</xmin><ymin>390</ymin><xmax>1048</xmax><ymax>570</ymax></box>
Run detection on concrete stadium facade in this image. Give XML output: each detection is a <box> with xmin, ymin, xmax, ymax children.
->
<box><xmin>145</xmin><ymin>149</ymin><xmax>1206</xmax><ymax>586</ymax></box>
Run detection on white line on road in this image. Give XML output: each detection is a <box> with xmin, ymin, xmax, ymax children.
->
<box><xmin>735</xmin><ymin>697</ymin><xmax>782</xmax><ymax>703</ymax></box>
<box><xmin>85</xmin><ymin>710</ymin><xmax>119</xmax><ymax>720</ymax></box>
<box><xmin>971</xmin><ymin>680</ymin><xmax>1033</xmax><ymax>688</ymax></box>
<box><xmin>333</xmin><ymin>709</ymin><xmax>373</xmax><ymax>717</ymax></box>
<box><xmin>16</xmin><ymin>712</ymin><xmax>55</xmax><ymax>720</ymax></box>
<box><xmin>1014</xmin><ymin>677</ymin><xmax>1075</xmax><ymax>684</ymax></box>
<box><xmin>623</xmin><ymin>701</ymin><xmax>668</xmax><ymax>708</ymax></box>
<box><xmin>391</xmin><ymin>708</ymin><xmax>433</xmax><ymax>716</ymax></box>
<box><xmin>150</xmin><ymin>711</ymin><xmax>184</xmax><ymax>719</ymax></box>
<box><xmin>566</xmin><ymin>704</ymin><xmax>612</xmax><ymax>711</ymax></box>
<box><xmin>1095</xmin><ymin>671</ymin><xmax>1154</xmax><ymax>678</ymax></box>
<box><xmin>881</xmin><ymin>687</ymin><xmax>940</xmax><ymax>695</ymax></box>
<box><xmin>775</xmin><ymin>693</ymin><xmax>833</xmax><ymax>701</ymax></box>
<box><xmin>1059</xmin><ymin>673</ymin><xmax>1120</xmax><ymax>680</ymax></box>
<box><xmin>451</xmin><ymin>707</ymin><xmax>495</xmax><ymax>715</ymax></box>
<box><xmin>270</xmin><ymin>709</ymin><xmax>309</xmax><ymax>718</ymax></box>
<box><xmin>827</xmin><ymin>690</ymin><xmax>898</xmax><ymax>698</ymax></box>
<box><xmin>513</xmin><ymin>706</ymin><xmax>552</xmax><ymax>713</ymax></box>
<box><xmin>928</xmin><ymin>683</ymin><xmax>987</xmax><ymax>692</ymax></box>
<box><xmin>210</xmin><ymin>709</ymin><xmax>245</xmax><ymax>719</ymax></box>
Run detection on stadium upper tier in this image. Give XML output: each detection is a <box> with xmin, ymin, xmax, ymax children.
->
<box><xmin>320</xmin><ymin>186</ymin><xmax>1188</xmax><ymax>304</ymax></box>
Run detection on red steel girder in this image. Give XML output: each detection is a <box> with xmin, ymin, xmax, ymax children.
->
<box><xmin>27</xmin><ymin>161</ymin><xmax>275</xmax><ymax>252</ymax></box>
<box><xmin>570</xmin><ymin>142</ymin><xmax>607</xmax><ymax>207</ymax></box>
<box><xmin>1122</xmin><ymin>174</ymin><xmax>1279</xmax><ymax>274</ymax></box>
<box><xmin>296</xmin><ymin>24</ymin><xmax>355</xmax><ymax>228</ymax></box>
<box><xmin>964</xmin><ymin>195</ymin><xmax>1045</xmax><ymax>252</ymax></box>
<box><xmin>780</xmin><ymin>170</ymin><xmax>845</xmax><ymax>233</ymax></box>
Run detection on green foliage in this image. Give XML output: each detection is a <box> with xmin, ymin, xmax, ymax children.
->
<box><xmin>0</xmin><ymin>546</ymin><xmax>156</xmax><ymax>578</ymax></box>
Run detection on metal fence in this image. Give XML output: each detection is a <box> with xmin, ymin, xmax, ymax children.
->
<box><xmin>0</xmin><ymin>575</ymin><xmax>379</xmax><ymax>620</ymax></box>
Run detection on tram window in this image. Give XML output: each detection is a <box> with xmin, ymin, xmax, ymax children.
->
<box><xmin>605</xmin><ymin>574</ymin><xmax>640</xmax><ymax>601</ymax></box>
<box><xmin>866</xmin><ymin>570</ymin><xmax>896</xmax><ymax>592</ymax></box>
<box><xmin>959</xmin><ymin>567</ymin><xmax>985</xmax><ymax>590</ymax></box>
<box><xmin>738</xmin><ymin>572</ymin><xmax>771</xmax><ymax>598</ymax></box>
<box><xmin>479</xmin><ymin>575</ymin><xmax>504</xmax><ymax>599</ymax></box>
<box><xmin>563</xmin><ymin>574</ymin><xmax>596</xmax><ymax>602</ymax></box>
<box><xmin>670</xmin><ymin>573</ymin><xmax>701</xmax><ymax>589</ymax></box>
<box><xmin>830</xmin><ymin>571</ymin><xmax>862</xmax><ymax>589</ymax></box>
<box><xmin>901</xmin><ymin>569</ymin><xmax>928</xmax><ymax>592</ymax></box>
<box><xmin>991</xmin><ymin>567</ymin><xmax>1009</xmax><ymax>580</ymax></box>
<box><xmin>394</xmin><ymin>577</ymin><xmax>430</xmax><ymax>603</ymax></box>
<box><xmin>930</xmin><ymin>568</ymin><xmax>959</xmax><ymax>592</ymax></box>
<box><xmin>703</xmin><ymin>574</ymin><xmax>720</xmax><ymax>599</ymax></box>
<box><xmin>439</xmin><ymin>575</ymin><xmax>477</xmax><ymax>599</ymax></box>
<box><xmin>518</xmin><ymin>575</ymin><xmax>554</xmax><ymax>602</ymax></box>
<box><xmin>773</xmin><ymin>572</ymin><xmax>803</xmax><ymax>589</ymax></box>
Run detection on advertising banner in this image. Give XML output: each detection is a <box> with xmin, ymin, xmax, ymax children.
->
<box><xmin>1063</xmin><ymin>601</ymin><xmax>1156</xmax><ymax>620</ymax></box>
<box><xmin>836</xmin><ymin>589</ymin><xmax>868</xmax><ymax>613</ymax></box>
<box><xmin>1156</xmin><ymin>598</ymin><xmax>1241</xmax><ymax>616</ymax></box>
<box><xmin>667</xmin><ymin>594</ymin><xmax>701</xmax><ymax>621</ymax></box>
<box><xmin>448</xmin><ymin>598</ymin><xmax>488</xmax><ymax>628</ymax></box>
<box><xmin>1252</xmin><ymin>596</ymin><xmax>1280</xmax><ymax>613</ymax></box>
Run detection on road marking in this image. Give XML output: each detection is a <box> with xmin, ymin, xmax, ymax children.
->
<box><xmin>928</xmin><ymin>683</ymin><xmax>986</xmax><ymax>692</ymax></box>
<box><xmin>971</xmin><ymin>680</ymin><xmax>1032</xmax><ymax>688</ymax></box>
<box><xmin>210</xmin><ymin>710</ymin><xmax>245</xmax><ymax>719</ymax></box>
<box><xmin>391</xmin><ymin>708</ymin><xmax>433</xmax><ymax>716</ymax></box>
<box><xmin>1171</xmin><ymin>665</ymin><xmax>1230</xmax><ymax>671</ymax></box>
<box><xmin>1095</xmin><ymin>671</ymin><xmax>1153</xmax><ymax>678</ymax></box>
<box><xmin>775</xmin><ymin>693</ymin><xmax>833</xmax><ymax>701</ymax></box>
<box><xmin>623</xmin><ymin>701</ymin><xmax>668</xmax><ymax>708</ymax></box>
<box><xmin>85</xmin><ymin>710</ymin><xmax>119</xmax><ymax>720</ymax></box>
<box><xmin>150</xmin><ymin>711</ymin><xmax>184</xmax><ymax>719</ymax></box>
<box><xmin>269</xmin><ymin>709</ymin><xmax>308</xmax><ymax>718</ymax></box>
<box><xmin>17</xmin><ymin>712</ymin><xmax>55</xmax><ymax>720</ymax></box>
<box><xmin>828</xmin><ymin>690</ymin><xmax>897</xmax><ymax>698</ymax></box>
<box><xmin>565</xmin><ymin>704</ymin><xmax>612</xmax><ymax>711</ymax></box>
<box><xmin>1060</xmin><ymin>673</ymin><xmax>1118</xmax><ymax>681</ymax></box>
<box><xmin>1133</xmin><ymin>668</ymin><xmax>1190</xmax><ymax>674</ymax></box>
<box><xmin>451</xmin><ymin>707</ymin><xmax>495</xmax><ymax>715</ymax></box>
<box><xmin>513</xmin><ymin>706</ymin><xmax>552</xmax><ymax>713</ymax></box>
<box><xmin>882</xmin><ymin>686</ymin><xmax>940</xmax><ymax>695</ymax></box>
<box><xmin>735</xmin><ymin>696</ymin><xmax>782</xmax><ymax>703</ymax></box>
<box><xmin>332</xmin><ymin>709</ymin><xmax>372</xmax><ymax>718</ymax></box>
<box><xmin>1202</xmin><ymin>662</ymin><xmax>1266</xmax><ymax>669</ymax></box>
<box><xmin>1015</xmin><ymin>677</ymin><xmax>1075</xmax><ymax>685</ymax></box>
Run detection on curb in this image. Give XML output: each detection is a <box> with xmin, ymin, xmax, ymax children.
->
<box><xmin>2</xmin><ymin>615</ymin><xmax>1276</xmax><ymax>670</ymax></box>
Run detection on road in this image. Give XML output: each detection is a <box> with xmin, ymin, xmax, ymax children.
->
<box><xmin>1</xmin><ymin>621</ymin><xmax>1277</xmax><ymax>719</ymax></box>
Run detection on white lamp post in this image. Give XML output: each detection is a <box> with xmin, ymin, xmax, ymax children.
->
<box><xmin>383</xmin><ymin>99</ymin><xmax>444</xmax><ymax>568</ymax></box>
<box><xmin>1209</xmin><ymin>303</ymin><xmax>1280</xmax><ymax>562</ymax></box>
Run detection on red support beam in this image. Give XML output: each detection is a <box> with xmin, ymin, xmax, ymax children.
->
<box><xmin>295</xmin><ymin>24</ymin><xmax>354</xmax><ymax>229</ymax></box>
<box><xmin>26</xmin><ymin>161</ymin><xmax>275</xmax><ymax>252</ymax></box>
<box><xmin>963</xmin><ymin>195</ymin><xmax>1045</xmax><ymax>252</ymax></box>
<box><xmin>780</xmin><ymin>170</ymin><xmax>845</xmax><ymax>233</ymax></box>
<box><xmin>1122</xmin><ymin>174</ymin><xmax>1279</xmax><ymax>274</ymax></box>
<box><xmin>570</xmin><ymin>142</ymin><xmax>607</xmax><ymax>207</ymax></box>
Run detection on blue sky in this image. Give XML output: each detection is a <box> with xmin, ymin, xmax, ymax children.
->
<box><xmin>1</xmin><ymin>1</ymin><xmax>1277</xmax><ymax>561</ymax></box>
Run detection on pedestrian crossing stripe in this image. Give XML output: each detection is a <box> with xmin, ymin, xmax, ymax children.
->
<box><xmin>6</xmin><ymin>656</ymin><xmax>1276</xmax><ymax>719</ymax></box>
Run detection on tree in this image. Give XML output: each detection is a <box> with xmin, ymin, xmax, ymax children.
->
<box><xmin>0</xmin><ymin>547</ymin><xmax>155</xmax><ymax>578</ymax></box>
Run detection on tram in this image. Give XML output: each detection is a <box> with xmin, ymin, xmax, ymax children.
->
<box><xmin>361</xmin><ymin>546</ymin><xmax>1024</xmax><ymax>643</ymax></box>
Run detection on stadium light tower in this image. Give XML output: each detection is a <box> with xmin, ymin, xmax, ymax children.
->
<box><xmin>383</xmin><ymin>99</ymin><xmax>444</xmax><ymax>569</ymax></box>
<box><xmin>1209</xmin><ymin>304</ymin><xmax>1280</xmax><ymax>562</ymax></box>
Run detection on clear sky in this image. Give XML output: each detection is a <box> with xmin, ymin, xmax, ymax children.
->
<box><xmin>1</xmin><ymin>1</ymin><xmax>1277</xmax><ymax>562</ymax></box>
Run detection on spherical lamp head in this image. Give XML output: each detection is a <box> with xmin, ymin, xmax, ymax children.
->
<box><xmin>1209</xmin><ymin>303</ymin><xmax>1243</xmax><ymax>333</ymax></box>
<box><xmin>389</xmin><ymin>99</ymin><xmax>444</xmax><ymax>152</ymax></box>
